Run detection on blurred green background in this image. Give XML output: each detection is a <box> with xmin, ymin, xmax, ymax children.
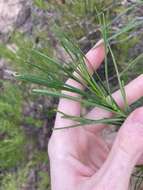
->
<box><xmin>0</xmin><ymin>0</ymin><xmax>143</xmax><ymax>189</ymax></box>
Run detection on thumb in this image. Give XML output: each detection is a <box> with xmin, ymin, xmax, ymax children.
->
<box><xmin>94</xmin><ymin>107</ymin><xmax>143</xmax><ymax>190</ymax></box>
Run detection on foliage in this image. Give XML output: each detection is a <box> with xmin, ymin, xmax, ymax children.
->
<box><xmin>0</xmin><ymin>81</ymin><xmax>25</xmax><ymax>169</ymax></box>
<box><xmin>1</xmin><ymin>164</ymin><xmax>29</xmax><ymax>190</ymax></box>
<box><xmin>1</xmin><ymin>152</ymin><xmax>50</xmax><ymax>190</ymax></box>
<box><xmin>38</xmin><ymin>171</ymin><xmax>50</xmax><ymax>190</ymax></box>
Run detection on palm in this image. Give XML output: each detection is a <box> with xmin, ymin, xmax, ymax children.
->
<box><xmin>73</xmin><ymin>126</ymin><xmax>110</xmax><ymax>174</ymax></box>
<box><xmin>49</xmin><ymin>117</ymin><xmax>111</xmax><ymax>189</ymax></box>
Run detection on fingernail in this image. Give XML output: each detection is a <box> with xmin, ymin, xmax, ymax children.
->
<box><xmin>93</xmin><ymin>39</ymin><xmax>104</xmax><ymax>49</ymax></box>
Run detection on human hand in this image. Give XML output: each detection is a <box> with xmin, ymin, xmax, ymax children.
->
<box><xmin>48</xmin><ymin>40</ymin><xmax>143</xmax><ymax>190</ymax></box>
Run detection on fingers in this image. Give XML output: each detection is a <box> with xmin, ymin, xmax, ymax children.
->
<box><xmin>85</xmin><ymin>74</ymin><xmax>143</xmax><ymax>132</ymax></box>
<box><xmin>112</xmin><ymin>74</ymin><xmax>143</xmax><ymax>108</ymax></box>
<box><xmin>55</xmin><ymin>40</ymin><xmax>105</xmax><ymax>128</ymax></box>
<box><xmin>64</xmin><ymin>39</ymin><xmax>105</xmax><ymax>94</ymax></box>
<box><xmin>92</xmin><ymin>107</ymin><xmax>143</xmax><ymax>190</ymax></box>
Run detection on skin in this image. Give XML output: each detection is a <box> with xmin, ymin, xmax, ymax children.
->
<box><xmin>48</xmin><ymin>40</ymin><xmax>143</xmax><ymax>190</ymax></box>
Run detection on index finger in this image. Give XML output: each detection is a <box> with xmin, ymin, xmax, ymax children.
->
<box><xmin>55</xmin><ymin>40</ymin><xmax>106</xmax><ymax>129</ymax></box>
